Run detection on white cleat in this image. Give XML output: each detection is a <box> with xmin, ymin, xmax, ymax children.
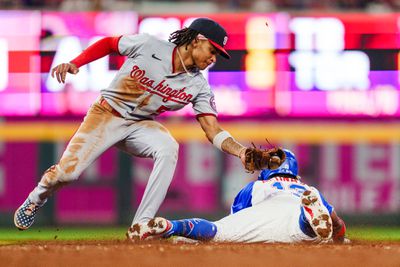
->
<box><xmin>127</xmin><ymin>217</ymin><xmax>172</xmax><ymax>242</ymax></box>
<box><xmin>301</xmin><ymin>190</ymin><xmax>333</xmax><ymax>240</ymax></box>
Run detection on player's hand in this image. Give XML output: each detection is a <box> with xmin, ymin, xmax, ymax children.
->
<box><xmin>51</xmin><ymin>62</ymin><xmax>79</xmax><ymax>83</ymax></box>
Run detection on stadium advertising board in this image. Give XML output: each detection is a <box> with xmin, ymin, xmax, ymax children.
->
<box><xmin>1</xmin><ymin>11</ymin><xmax>399</xmax><ymax>117</ymax></box>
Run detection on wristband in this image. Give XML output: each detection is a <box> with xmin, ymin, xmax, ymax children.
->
<box><xmin>212</xmin><ymin>131</ymin><xmax>232</xmax><ymax>151</ymax></box>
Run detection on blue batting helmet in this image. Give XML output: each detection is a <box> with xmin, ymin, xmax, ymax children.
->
<box><xmin>258</xmin><ymin>149</ymin><xmax>299</xmax><ymax>181</ymax></box>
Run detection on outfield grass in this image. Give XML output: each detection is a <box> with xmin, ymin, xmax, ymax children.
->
<box><xmin>0</xmin><ymin>226</ymin><xmax>399</xmax><ymax>244</ymax></box>
<box><xmin>347</xmin><ymin>227</ymin><xmax>400</xmax><ymax>241</ymax></box>
<box><xmin>0</xmin><ymin>227</ymin><xmax>126</xmax><ymax>244</ymax></box>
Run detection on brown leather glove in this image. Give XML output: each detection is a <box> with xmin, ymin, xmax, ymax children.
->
<box><xmin>243</xmin><ymin>146</ymin><xmax>286</xmax><ymax>173</ymax></box>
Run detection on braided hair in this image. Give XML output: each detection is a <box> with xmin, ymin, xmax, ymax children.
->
<box><xmin>169</xmin><ymin>28</ymin><xmax>199</xmax><ymax>49</ymax></box>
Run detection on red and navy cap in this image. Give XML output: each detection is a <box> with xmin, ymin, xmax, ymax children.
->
<box><xmin>188</xmin><ymin>18</ymin><xmax>230</xmax><ymax>59</ymax></box>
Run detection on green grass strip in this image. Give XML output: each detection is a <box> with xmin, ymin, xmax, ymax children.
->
<box><xmin>0</xmin><ymin>226</ymin><xmax>398</xmax><ymax>243</ymax></box>
<box><xmin>347</xmin><ymin>226</ymin><xmax>400</xmax><ymax>241</ymax></box>
<box><xmin>0</xmin><ymin>227</ymin><xmax>127</xmax><ymax>241</ymax></box>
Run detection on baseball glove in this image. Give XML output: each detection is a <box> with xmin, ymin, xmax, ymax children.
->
<box><xmin>243</xmin><ymin>145</ymin><xmax>286</xmax><ymax>173</ymax></box>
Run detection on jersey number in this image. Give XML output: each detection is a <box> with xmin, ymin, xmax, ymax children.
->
<box><xmin>272</xmin><ymin>182</ymin><xmax>306</xmax><ymax>195</ymax></box>
<box><xmin>155</xmin><ymin>105</ymin><xmax>171</xmax><ymax>114</ymax></box>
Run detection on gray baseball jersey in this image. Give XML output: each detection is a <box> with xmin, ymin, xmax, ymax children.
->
<box><xmin>101</xmin><ymin>33</ymin><xmax>218</xmax><ymax>120</ymax></box>
<box><xmin>20</xmin><ymin>33</ymin><xmax>219</xmax><ymax>232</ymax></box>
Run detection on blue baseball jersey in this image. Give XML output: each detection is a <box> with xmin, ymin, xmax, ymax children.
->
<box><xmin>212</xmin><ymin>176</ymin><xmax>335</xmax><ymax>243</ymax></box>
<box><xmin>231</xmin><ymin>176</ymin><xmax>333</xmax><ymax>215</ymax></box>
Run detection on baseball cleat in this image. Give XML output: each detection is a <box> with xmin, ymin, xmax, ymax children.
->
<box><xmin>14</xmin><ymin>198</ymin><xmax>42</xmax><ymax>230</ymax></box>
<box><xmin>301</xmin><ymin>190</ymin><xmax>333</xmax><ymax>240</ymax></box>
<box><xmin>127</xmin><ymin>217</ymin><xmax>172</xmax><ymax>242</ymax></box>
<box><xmin>169</xmin><ymin>236</ymin><xmax>199</xmax><ymax>244</ymax></box>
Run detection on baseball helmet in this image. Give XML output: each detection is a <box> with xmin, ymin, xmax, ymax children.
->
<box><xmin>258</xmin><ymin>149</ymin><xmax>299</xmax><ymax>181</ymax></box>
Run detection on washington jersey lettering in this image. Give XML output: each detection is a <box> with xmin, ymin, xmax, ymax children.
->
<box><xmin>101</xmin><ymin>33</ymin><xmax>217</xmax><ymax>120</ymax></box>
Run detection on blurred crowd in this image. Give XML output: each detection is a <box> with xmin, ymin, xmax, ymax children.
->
<box><xmin>0</xmin><ymin>0</ymin><xmax>400</xmax><ymax>12</ymax></box>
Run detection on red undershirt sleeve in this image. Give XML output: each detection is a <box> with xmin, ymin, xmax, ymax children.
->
<box><xmin>70</xmin><ymin>36</ymin><xmax>122</xmax><ymax>68</ymax></box>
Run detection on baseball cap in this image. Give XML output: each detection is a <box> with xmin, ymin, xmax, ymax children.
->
<box><xmin>188</xmin><ymin>18</ymin><xmax>230</xmax><ymax>59</ymax></box>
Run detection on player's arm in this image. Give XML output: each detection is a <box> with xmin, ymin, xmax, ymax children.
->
<box><xmin>330</xmin><ymin>210</ymin><xmax>347</xmax><ymax>243</ymax></box>
<box><xmin>197</xmin><ymin>115</ymin><xmax>246</xmax><ymax>161</ymax></box>
<box><xmin>231</xmin><ymin>181</ymin><xmax>255</xmax><ymax>214</ymax></box>
<box><xmin>51</xmin><ymin>36</ymin><xmax>121</xmax><ymax>83</ymax></box>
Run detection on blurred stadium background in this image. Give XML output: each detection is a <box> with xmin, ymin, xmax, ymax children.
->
<box><xmin>0</xmin><ymin>0</ymin><xmax>399</xmax><ymax>229</ymax></box>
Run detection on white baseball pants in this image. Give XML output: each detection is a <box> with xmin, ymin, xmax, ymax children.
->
<box><xmin>213</xmin><ymin>194</ymin><xmax>316</xmax><ymax>243</ymax></box>
<box><xmin>28</xmin><ymin>99</ymin><xmax>179</xmax><ymax>224</ymax></box>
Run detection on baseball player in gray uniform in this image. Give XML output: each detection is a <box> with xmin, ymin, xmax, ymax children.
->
<box><xmin>14</xmin><ymin>18</ymin><xmax>257</xmax><ymax>233</ymax></box>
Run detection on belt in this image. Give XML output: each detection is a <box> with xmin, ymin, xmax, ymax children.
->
<box><xmin>99</xmin><ymin>97</ymin><xmax>122</xmax><ymax>118</ymax></box>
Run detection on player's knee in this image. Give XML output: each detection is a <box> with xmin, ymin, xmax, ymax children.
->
<box><xmin>155</xmin><ymin>139</ymin><xmax>179</xmax><ymax>160</ymax></box>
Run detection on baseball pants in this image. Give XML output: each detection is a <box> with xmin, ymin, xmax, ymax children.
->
<box><xmin>213</xmin><ymin>194</ymin><xmax>315</xmax><ymax>243</ymax></box>
<box><xmin>28</xmin><ymin>98</ymin><xmax>179</xmax><ymax>224</ymax></box>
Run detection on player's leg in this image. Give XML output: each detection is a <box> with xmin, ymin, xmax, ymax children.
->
<box><xmin>14</xmin><ymin>103</ymin><xmax>127</xmax><ymax>230</ymax></box>
<box><xmin>300</xmin><ymin>189</ymin><xmax>333</xmax><ymax>240</ymax></box>
<box><xmin>118</xmin><ymin>120</ymin><xmax>179</xmax><ymax>225</ymax></box>
<box><xmin>127</xmin><ymin>217</ymin><xmax>217</xmax><ymax>241</ymax></box>
<box><xmin>165</xmin><ymin>218</ymin><xmax>217</xmax><ymax>240</ymax></box>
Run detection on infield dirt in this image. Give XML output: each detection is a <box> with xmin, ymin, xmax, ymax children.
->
<box><xmin>1</xmin><ymin>240</ymin><xmax>399</xmax><ymax>267</ymax></box>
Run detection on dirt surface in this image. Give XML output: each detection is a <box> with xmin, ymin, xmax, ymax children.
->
<box><xmin>1</xmin><ymin>240</ymin><xmax>400</xmax><ymax>267</ymax></box>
